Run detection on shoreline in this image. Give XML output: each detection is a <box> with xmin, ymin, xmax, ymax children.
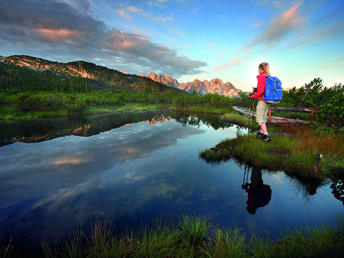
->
<box><xmin>0</xmin><ymin>103</ymin><xmax>170</xmax><ymax>120</ymax></box>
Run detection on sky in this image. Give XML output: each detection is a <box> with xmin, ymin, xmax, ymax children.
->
<box><xmin>0</xmin><ymin>0</ymin><xmax>343</xmax><ymax>91</ymax></box>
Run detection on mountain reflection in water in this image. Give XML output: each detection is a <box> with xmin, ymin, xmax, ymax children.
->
<box><xmin>0</xmin><ymin>112</ymin><xmax>342</xmax><ymax>248</ymax></box>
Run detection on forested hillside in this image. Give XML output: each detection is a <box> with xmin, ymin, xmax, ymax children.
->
<box><xmin>1</xmin><ymin>55</ymin><xmax>184</xmax><ymax>94</ymax></box>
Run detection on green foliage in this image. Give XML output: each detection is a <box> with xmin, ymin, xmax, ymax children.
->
<box><xmin>317</xmin><ymin>93</ymin><xmax>344</xmax><ymax>127</ymax></box>
<box><xmin>172</xmin><ymin>92</ymin><xmax>234</xmax><ymax>110</ymax></box>
<box><xmin>178</xmin><ymin>215</ymin><xmax>208</xmax><ymax>246</ymax></box>
<box><xmin>0</xmin><ymin>62</ymin><xmax>101</xmax><ymax>93</ymax></box>
<box><xmin>1</xmin><ymin>215</ymin><xmax>343</xmax><ymax>257</ymax></box>
<box><xmin>279</xmin><ymin>78</ymin><xmax>343</xmax><ymax>126</ymax></box>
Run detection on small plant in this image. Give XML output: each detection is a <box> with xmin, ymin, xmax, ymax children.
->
<box><xmin>179</xmin><ymin>215</ymin><xmax>209</xmax><ymax>246</ymax></box>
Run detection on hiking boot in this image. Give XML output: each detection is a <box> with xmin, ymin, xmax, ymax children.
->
<box><xmin>256</xmin><ymin>132</ymin><xmax>264</xmax><ymax>139</ymax></box>
<box><xmin>262</xmin><ymin>134</ymin><xmax>271</xmax><ymax>142</ymax></box>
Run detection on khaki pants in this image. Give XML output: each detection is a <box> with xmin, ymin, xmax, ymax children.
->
<box><xmin>256</xmin><ymin>100</ymin><xmax>269</xmax><ymax>126</ymax></box>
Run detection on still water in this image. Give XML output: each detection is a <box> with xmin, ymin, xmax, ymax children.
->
<box><xmin>0</xmin><ymin>111</ymin><xmax>343</xmax><ymax>247</ymax></box>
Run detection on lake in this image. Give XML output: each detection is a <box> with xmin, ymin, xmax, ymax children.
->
<box><xmin>0</xmin><ymin>111</ymin><xmax>343</xmax><ymax>247</ymax></box>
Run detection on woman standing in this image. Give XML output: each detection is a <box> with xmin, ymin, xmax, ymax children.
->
<box><xmin>251</xmin><ymin>62</ymin><xmax>271</xmax><ymax>142</ymax></box>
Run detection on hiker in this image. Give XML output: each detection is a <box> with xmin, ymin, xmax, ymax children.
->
<box><xmin>251</xmin><ymin>62</ymin><xmax>271</xmax><ymax>142</ymax></box>
<box><xmin>243</xmin><ymin>166</ymin><xmax>272</xmax><ymax>215</ymax></box>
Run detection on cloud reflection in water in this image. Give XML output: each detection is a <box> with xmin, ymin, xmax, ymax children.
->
<box><xmin>0</xmin><ymin>119</ymin><xmax>208</xmax><ymax>245</ymax></box>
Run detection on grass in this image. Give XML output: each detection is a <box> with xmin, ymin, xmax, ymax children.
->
<box><xmin>1</xmin><ymin>215</ymin><xmax>343</xmax><ymax>257</ymax></box>
<box><xmin>170</xmin><ymin>104</ymin><xmax>232</xmax><ymax>115</ymax></box>
<box><xmin>223</xmin><ymin>112</ymin><xmax>251</xmax><ymax>127</ymax></box>
<box><xmin>200</xmin><ymin>124</ymin><xmax>344</xmax><ymax>180</ymax></box>
<box><xmin>0</xmin><ymin>103</ymin><xmax>168</xmax><ymax>120</ymax></box>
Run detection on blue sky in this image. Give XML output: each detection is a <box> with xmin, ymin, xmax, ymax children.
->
<box><xmin>0</xmin><ymin>0</ymin><xmax>343</xmax><ymax>91</ymax></box>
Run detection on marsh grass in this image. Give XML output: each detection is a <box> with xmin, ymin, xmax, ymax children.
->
<box><xmin>170</xmin><ymin>104</ymin><xmax>231</xmax><ymax>115</ymax></box>
<box><xmin>223</xmin><ymin>112</ymin><xmax>250</xmax><ymax>127</ymax></box>
<box><xmin>178</xmin><ymin>215</ymin><xmax>208</xmax><ymax>246</ymax></box>
<box><xmin>200</xmin><ymin>124</ymin><xmax>344</xmax><ymax>179</ymax></box>
<box><xmin>1</xmin><ymin>216</ymin><xmax>343</xmax><ymax>257</ymax></box>
<box><xmin>0</xmin><ymin>103</ymin><xmax>168</xmax><ymax>120</ymax></box>
<box><xmin>273</xmin><ymin>223</ymin><xmax>344</xmax><ymax>258</ymax></box>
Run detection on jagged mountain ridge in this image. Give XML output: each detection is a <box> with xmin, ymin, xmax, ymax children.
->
<box><xmin>146</xmin><ymin>72</ymin><xmax>241</xmax><ymax>97</ymax></box>
<box><xmin>1</xmin><ymin>55</ymin><xmax>184</xmax><ymax>94</ymax></box>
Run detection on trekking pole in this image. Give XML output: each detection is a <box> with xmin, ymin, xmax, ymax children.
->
<box><xmin>248</xmin><ymin>95</ymin><xmax>251</xmax><ymax>139</ymax></box>
<box><xmin>252</xmin><ymin>98</ymin><xmax>255</xmax><ymax>131</ymax></box>
<box><xmin>242</xmin><ymin>166</ymin><xmax>247</xmax><ymax>189</ymax></box>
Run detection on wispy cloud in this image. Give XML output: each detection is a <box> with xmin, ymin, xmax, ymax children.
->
<box><xmin>330</xmin><ymin>57</ymin><xmax>344</xmax><ymax>62</ymax></box>
<box><xmin>36</xmin><ymin>28</ymin><xmax>81</xmax><ymax>41</ymax></box>
<box><xmin>213</xmin><ymin>53</ymin><xmax>250</xmax><ymax>72</ymax></box>
<box><xmin>116</xmin><ymin>3</ymin><xmax>174</xmax><ymax>24</ymax></box>
<box><xmin>117</xmin><ymin>5</ymin><xmax>142</xmax><ymax>19</ymax></box>
<box><xmin>246</xmin><ymin>1</ymin><xmax>304</xmax><ymax>49</ymax></box>
<box><xmin>288</xmin><ymin>18</ymin><xmax>344</xmax><ymax>50</ymax></box>
<box><xmin>61</xmin><ymin>0</ymin><xmax>91</xmax><ymax>12</ymax></box>
<box><xmin>320</xmin><ymin>63</ymin><xmax>344</xmax><ymax>69</ymax></box>
<box><xmin>0</xmin><ymin>0</ymin><xmax>206</xmax><ymax>77</ymax></box>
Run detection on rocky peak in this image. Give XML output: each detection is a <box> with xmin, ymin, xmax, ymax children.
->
<box><xmin>147</xmin><ymin>72</ymin><xmax>157</xmax><ymax>80</ymax></box>
<box><xmin>146</xmin><ymin>73</ymin><xmax>241</xmax><ymax>97</ymax></box>
<box><xmin>147</xmin><ymin>72</ymin><xmax>179</xmax><ymax>88</ymax></box>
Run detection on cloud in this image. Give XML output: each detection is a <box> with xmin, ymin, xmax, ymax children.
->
<box><xmin>218</xmin><ymin>51</ymin><xmax>226</xmax><ymax>57</ymax></box>
<box><xmin>213</xmin><ymin>52</ymin><xmax>250</xmax><ymax>72</ymax></box>
<box><xmin>319</xmin><ymin>63</ymin><xmax>344</xmax><ymax>69</ymax></box>
<box><xmin>0</xmin><ymin>0</ymin><xmax>206</xmax><ymax>77</ymax></box>
<box><xmin>115</xmin><ymin>2</ymin><xmax>174</xmax><ymax>24</ymax></box>
<box><xmin>61</xmin><ymin>0</ymin><xmax>91</xmax><ymax>12</ymax></box>
<box><xmin>288</xmin><ymin>18</ymin><xmax>344</xmax><ymax>50</ymax></box>
<box><xmin>36</xmin><ymin>28</ymin><xmax>81</xmax><ymax>41</ymax></box>
<box><xmin>117</xmin><ymin>5</ymin><xmax>142</xmax><ymax>19</ymax></box>
<box><xmin>246</xmin><ymin>1</ymin><xmax>304</xmax><ymax>49</ymax></box>
<box><xmin>330</xmin><ymin>57</ymin><xmax>344</xmax><ymax>62</ymax></box>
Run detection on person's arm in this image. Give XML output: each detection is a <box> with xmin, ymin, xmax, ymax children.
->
<box><xmin>251</xmin><ymin>75</ymin><xmax>265</xmax><ymax>99</ymax></box>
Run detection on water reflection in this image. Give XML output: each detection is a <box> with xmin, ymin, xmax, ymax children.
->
<box><xmin>331</xmin><ymin>179</ymin><xmax>344</xmax><ymax>206</ymax></box>
<box><xmin>242</xmin><ymin>166</ymin><xmax>272</xmax><ymax>215</ymax></box>
<box><xmin>0</xmin><ymin>112</ymin><xmax>342</xmax><ymax>248</ymax></box>
<box><xmin>0</xmin><ymin>111</ymin><xmax>233</xmax><ymax>146</ymax></box>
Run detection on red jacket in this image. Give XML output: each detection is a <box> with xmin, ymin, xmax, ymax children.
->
<box><xmin>251</xmin><ymin>72</ymin><xmax>267</xmax><ymax>101</ymax></box>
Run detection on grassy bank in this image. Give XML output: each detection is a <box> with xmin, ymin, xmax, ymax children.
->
<box><xmin>1</xmin><ymin>216</ymin><xmax>343</xmax><ymax>257</ymax></box>
<box><xmin>170</xmin><ymin>104</ymin><xmax>232</xmax><ymax>115</ymax></box>
<box><xmin>200</xmin><ymin>123</ymin><xmax>344</xmax><ymax>180</ymax></box>
<box><xmin>0</xmin><ymin>103</ymin><xmax>168</xmax><ymax>120</ymax></box>
<box><xmin>223</xmin><ymin>112</ymin><xmax>251</xmax><ymax>126</ymax></box>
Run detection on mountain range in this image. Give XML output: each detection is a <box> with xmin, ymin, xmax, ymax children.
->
<box><xmin>146</xmin><ymin>72</ymin><xmax>240</xmax><ymax>97</ymax></box>
<box><xmin>1</xmin><ymin>55</ymin><xmax>240</xmax><ymax>96</ymax></box>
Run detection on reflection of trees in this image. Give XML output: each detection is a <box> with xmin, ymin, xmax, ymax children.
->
<box><xmin>172</xmin><ymin>112</ymin><xmax>232</xmax><ymax>130</ymax></box>
<box><xmin>288</xmin><ymin>177</ymin><xmax>325</xmax><ymax>201</ymax></box>
<box><xmin>331</xmin><ymin>179</ymin><xmax>344</xmax><ymax>206</ymax></box>
<box><xmin>0</xmin><ymin>110</ymin><xmax>172</xmax><ymax>145</ymax></box>
<box><xmin>1</xmin><ymin>111</ymin><xmax>230</xmax><ymax>146</ymax></box>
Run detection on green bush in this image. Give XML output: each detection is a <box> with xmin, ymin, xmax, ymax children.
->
<box><xmin>317</xmin><ymin>93</ymin><xmax>344</xmax><ymax>127</ymax></box>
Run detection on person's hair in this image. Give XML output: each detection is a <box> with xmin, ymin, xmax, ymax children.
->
<box><xmin>259</xmin><ymin>62</ymin><xmax>270</xmax><ymax>75</ymax></box>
